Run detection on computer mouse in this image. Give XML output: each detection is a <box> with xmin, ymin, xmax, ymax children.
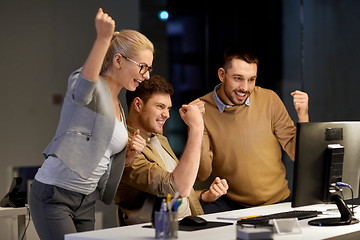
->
<box><xmin>179</xmin><ymin>215</ymin><xmax>208</xmax><ymax>226</ymax></box>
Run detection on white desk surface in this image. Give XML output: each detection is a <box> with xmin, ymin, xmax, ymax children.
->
<box><xmin>0</xmin><ymin>206</ymin><xmax>28</xmax><ymax>217</ymax></box>
<box><xmin>0</xmin><ymin>207</ymin><xmax>28</xmax><ymax>240</ymax></box>
<box><xmin>65</xmin><ymin>202</ymin><xmax>360</xmax><ymax>240</ymax></box>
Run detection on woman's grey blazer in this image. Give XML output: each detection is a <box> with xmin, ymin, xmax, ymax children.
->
<box><xmin>43</xmin><ymin>68</ymin><xmax>127</xmax><ymax>204</ymax></box>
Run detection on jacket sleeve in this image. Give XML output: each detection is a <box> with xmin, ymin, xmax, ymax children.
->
<box><xmin>68</xmin><ymin>68</ymin><xmax>97</xmax><ymax>105</ymax></box>
<box><xmin>121</xmin><ymin>151</ymin><xmax>179</xmax><ymax>197</ymax></box>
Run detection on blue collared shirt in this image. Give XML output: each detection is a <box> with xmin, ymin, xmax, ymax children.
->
<box><xmin>212</xmin><ymin>83</ymin><xmax>250</xmax><ymax>113</ymax></box>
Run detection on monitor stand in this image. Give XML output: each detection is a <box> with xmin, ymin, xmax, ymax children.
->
<box><xmin>309</xmin><ymin>194</ymin><xmax>359</xmax><ymax>226</ymax></box>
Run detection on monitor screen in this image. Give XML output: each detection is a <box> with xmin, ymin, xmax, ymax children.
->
<box><xmin>292</xmin><ymin>121</ymin><xmax>360</xmax><ymax>208</ymax></box>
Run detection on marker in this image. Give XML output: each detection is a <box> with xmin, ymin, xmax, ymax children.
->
<box><xmin>177</xmin><ymin>199</ymin><xmax>182</xmax><ymax>207</ymax></box>
<box><xmin>172</xmin><ymin>200</ymin><xmax>178</xmax><ymax>212</ymax></box>
<box><xmin>167</xmin><ymin>194</ymin><xmax>172</xmax><ymax>212</ymax></box>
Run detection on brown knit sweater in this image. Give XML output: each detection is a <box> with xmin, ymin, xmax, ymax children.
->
<box><xmin>198</xmin><ymin>86</ymin><xmax>296</xmax><ymax>206</ymax></box>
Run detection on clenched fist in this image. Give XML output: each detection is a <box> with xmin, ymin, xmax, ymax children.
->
<box><xmin>95</xmin><ymin>8</ymin><xmax>115</xmax><ymax>42</ymax></box>
<box><xmin>125</xmin><ymin>129</ymin><xmax>146</xmax><ymax>164</ymax></box>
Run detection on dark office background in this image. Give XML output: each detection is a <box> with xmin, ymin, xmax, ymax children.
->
<box><xmin>141</xmin><ymin>0</ymin><xmax>283</xmax><ymax>155</ymax></box>
<box><xmin>139</xmin><ymin>0</ymin><xmax>360</xmax><ymax>203</ymax></box>
<box><xmin>1</xmin><ymin>0</ymin><xmax>360</xmax><ymax>235</ymax></box>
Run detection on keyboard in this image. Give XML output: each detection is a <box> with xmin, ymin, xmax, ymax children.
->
<box><xmin>237</xmin><ymin>210</ymin><xmax>322</xmax><ymax>225</ymax></box>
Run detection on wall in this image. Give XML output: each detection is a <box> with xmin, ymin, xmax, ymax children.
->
<box><xmin>282</xmin><ymin>0</ymin><xmax>360</xmax><ymax>194</ymax></box>
<box><xmin>282</xmin><ymin>0</ymin><xmax>360</xmax><ymax>121</ymax></box>
<box><xmin>0</xmin><ymin>1</ymin><xmax>139</xmax><ymax>239</ymax></box>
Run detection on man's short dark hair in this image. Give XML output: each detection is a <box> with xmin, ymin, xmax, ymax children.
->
<box><xmin>126</xmin><ymin>74</ymin><xmax>174</xmax><ymax>108</ymax></box>
<box><xmin>223</xmin><ymin>45</ymin><xmax>259</xmax><ymax>70</ymax></box>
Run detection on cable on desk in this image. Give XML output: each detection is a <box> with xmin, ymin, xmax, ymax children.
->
<box><xmin>336</xmin><ymin>182</ymin><xmax>354</xmax><ymax>214</ymax></box>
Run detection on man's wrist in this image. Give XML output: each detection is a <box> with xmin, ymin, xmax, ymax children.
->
<box><xmin>298</xmin><ymin>115</ymin><xmax>309</xmax><ymax>123</ymax></box>
<box><xmin>199</xmin><ymin>189</ymin><xmax>209</xmax><ymax>204</ymax></box>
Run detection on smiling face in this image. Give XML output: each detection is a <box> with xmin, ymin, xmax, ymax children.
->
<box><xmin>119</xmin><ymin>49</ymin><xmax>153</xmax><ymax>91</ymax></box>
<box><xmin>136</xmin><ymin>93</ymin><xmax>172</xmax><ymax>135</ymax></box>
<box><xmin>217</xmin><ymin>58</ymin><xmax>257</xmax><ymax>105</ymax></box>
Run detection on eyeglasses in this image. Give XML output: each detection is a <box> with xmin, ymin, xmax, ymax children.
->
<box><xmin>117</xmin><ymin>52</ymin><xmax>153</xmax><ymax>75</ymax></box>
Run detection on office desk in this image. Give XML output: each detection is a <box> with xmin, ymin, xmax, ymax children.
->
<box><xmin>0</xmin><ymin>206</ymin><xmax>28</xmax><ymax>240</ymax></box>
<box><xmin>65</xmin><ymin>202</ymin><xmax>360</xmax><ymax>240</ymax></box>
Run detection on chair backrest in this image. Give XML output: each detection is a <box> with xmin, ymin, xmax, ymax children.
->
<box><xmin>117</xmin><ymin>206</ymin><xmax>128</xmax><ymax>226</ymax></box>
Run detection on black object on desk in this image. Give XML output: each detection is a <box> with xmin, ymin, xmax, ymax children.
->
<box><xmin>0</xmin><ymin>177</ymin><xmax>26</xmax><ymax>208</ymax></box>
<box><xmin>237</xmin><ymin>210</ymin><xmax>322</xmax><ymax>226</ymax></box>
<box><xmin>144</xmin><ymin>217</ymin><xmax>233</xmax><ymax>232</ymax></box>
<box><xmin>178</xmin><ymin>221</ymin><xmax>233</xmax><ymax>231</ymax></box>
<box><xmin>180</xmin><ymin>215</ymin><xmax>207</xmax><ymax>226</ymax></box>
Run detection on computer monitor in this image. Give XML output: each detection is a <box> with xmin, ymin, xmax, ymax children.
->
<box><xmin>292</xmin><ymin>121</ymin><xmax>360</xmax><ymax>226</ymax></box>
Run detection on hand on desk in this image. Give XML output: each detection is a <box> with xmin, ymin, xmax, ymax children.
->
<box><xmin>202</xmin><ymin>177</ymin><xmax>228</xmax><ymax>203</ymax></box>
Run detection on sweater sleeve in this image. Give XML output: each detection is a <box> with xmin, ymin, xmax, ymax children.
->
<box><xmin>271</xmin><ymin>92</ymin><xmax>296</xmax><ymax>160</ymax></box>
<box><xmin>198</xmin><ymin>127</ymin><xmax>213</xmax><ymax>181</ymax></box>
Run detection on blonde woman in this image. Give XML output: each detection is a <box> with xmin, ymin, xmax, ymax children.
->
<box><xmin>29</xmin><ymin>8</ymin><xmax>153</xmax><ymax>239</ymax></box>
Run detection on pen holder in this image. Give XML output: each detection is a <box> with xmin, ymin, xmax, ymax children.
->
<box><xmin>154</xmin><ymin>211</ymin><xmax>178</xmax><ymax>239</ymax></box>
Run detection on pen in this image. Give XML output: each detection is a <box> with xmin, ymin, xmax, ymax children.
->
<box><xmin>217</xmin><ymin>214</ymin><xmax>262</xmax><ymax>221</ymax></box>
<box><xmin>160</xmin><ymin>199</ymin><xmax>167</xmax><ymax>212</ymax></box>
<box><xmin>170</xmin><ymin>192</ymin><xmax>180</xmax><ymax>208</ymax></box>
<box><xmin>238</xmin><ymin>215</ymin><xmax>262</xmax><ymax>219</ymax></box>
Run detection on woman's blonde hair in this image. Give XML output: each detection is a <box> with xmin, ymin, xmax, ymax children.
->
<box><xmin>100</xmin><ymin>29</ymin><xmax>154</xmax><ymax>75</ymax></box>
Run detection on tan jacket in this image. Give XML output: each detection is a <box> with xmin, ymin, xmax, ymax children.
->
<box><xmin>115</xmin><ymin>126</ymin><xmax>203</xmax><ymax>225</ymax></box>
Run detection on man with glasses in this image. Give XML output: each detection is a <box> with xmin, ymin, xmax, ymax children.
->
<box><xmin>196</xmin><ymin>46</ymin><xmax>309</xmax><ymax>213</ymax></box>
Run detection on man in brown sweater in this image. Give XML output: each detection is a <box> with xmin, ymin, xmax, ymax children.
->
<box><xmin>197</xmin><ymin>46</ymin><xmax>309</xmax><ymax>213</ymax></box>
